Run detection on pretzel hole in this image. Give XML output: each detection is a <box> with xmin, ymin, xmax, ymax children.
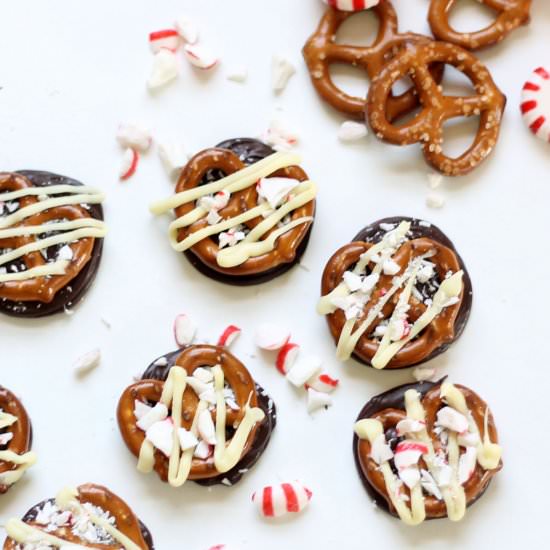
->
<box><xmin>335</xmin><ymin>10</ymin><xmax>378</xmax><ymax>47</ymax></box>
<box><xmin>440</xmin><ymin>115</ymin><xmax>481</xmax><ymax>158</ymax></box>
<box><xmin>439</xmin><ymin>65</ymin><xmax>477</xmax><ymax>97</ymax></box>
<box><xmin>328</xmin><ymin>63</ymin><xmax>369</xmax><ymax>99</ymax></box>
<box><xmin>447</xmin><ymin>0</ymin><xmax>497</xmax><ymax>32</ymax></box>
<box><xmin>391</xmin><ymin>75</ymin><xmax>415</xmax><ymax>97</ymax></box>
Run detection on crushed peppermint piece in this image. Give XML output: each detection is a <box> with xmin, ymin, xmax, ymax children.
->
<box><xmin>436</xmin><ymin>406</ymin><xmax>469</xmax><ymax>434</ymax></box>
<box><xmin>275</xmin><ymin>342</ymin><xmax>300</xmax><ymax>374</ymax></box>
<box><xmin>272</xmin><ymin>55</ymin><xmax>296</xmax><ymax>92</ymax></box>
<box><xmin>175</xmin><ymin>15</ymin><xmax>199</xmax><ymax>44</ymax></box>
<box><xmin>174</xmin><ymin>314</ymin><xmax>197</xmax><ymax>347</ymax></box>
<box><xmin>426</xmin><ymin>192</ymin><xmax>445</xmax><ymax>209</ymax></box>
<box><xmin>149</xmin><ymin>29</ymin><xmax>180</xmax><ymax>54</ymax></box>
<box><xmin>226</xmin><ymin>65</ymin><xmax>248</xmax><ymax>83</ymax></box>
<box><xmin>178</xmin><ymin>428</ymin><xmax>199</xmax><ymax>451</ymax></box>
<box><xmin>119</xmin><ymin>148</ymin><xmax>140</xmax><ymax>181</ymax></box>
<box><xmin>396</xmin><ymin>418</ymin><xmax>426</xmax><ymax>436</ymax></box>
<box><xmin>370</xmin><ymin>433</ymin><xmax>394</xmax><ymax>465</ymax></box>
<box><xmin>255</xmin><ymin>323</ymin><xmax>290</xmax><ymax>350</ymax></box>
<box><xmin>394</xmin><ymin>441</ymin><xmax>428</xmax><ymax>470</ymax></box>
<box><xmin>116</xmin><ymin>123</ymin><xmax>152</xmax><ymax>152</ymax></box>
<box><xmin>148</xmin><ymin>49</ymin><xmax>179</xmax><ymax>90</ymax></box>
<box><xmin>262</xmin><ymin>116</ymin><xmax>299</xmax><ymax>151</ymax></box>
<box><xmin>338</xmin><ymin>120</ymin><xmax>368</xmax><ymax>142</ymax></box>
<box><xmin>146</xmin><ymin>418</ymin><xmax>174</xmax><ymax>456</ymax></box>
<box><xmin>158</xmin><ymin>141</ymin><xmax>189</xmax><ymax>178</ymax></box>
<box><xmin>427</xmin><ymin>173</ymin><xmax>443</xmax><ymax>189</ymax></box>
<box><xmin>137</xmin><ymin>402</ymin><xmax>168</xmax><ymax>431</ymax></box>
<box><xmin>198</xmin><ymin>410</ymin><xmax>217</xmax><ymax>445</ymax></box>
<box><xmin>217</xmin><ymin>325</ymin><xmax>241</xmax><ymax>347</ymax></box>
<box><xmin>306</xmin><ymin>388</ymin><xmax>333</xmax><ymax>413</ymax></box>
<box><xmin>420</xmin><ymin>469</ymin><xmax>442</xmax><ymax>499</ymax></box>
<box><xmin>73</xmin><ymin>348</ymin><xmax>101</xmax><ymax>377</ymax></box>
<box><xmin>306</xmin><ymin>372</ymin><xmax>339</xmax><ymax>393</ymax></box>
<box><xmin>287</xmin><ymin>356</ymin><xmax>322</xmax><ymax>387</ymax></box>
<box><xmin>183</xmin><ymin>44</ymin><xmax>219</xmax><ymax>70</ymax></box>
<box><xmin>458</xmin><ymin>446</ymin><xmax>477</xmax><ymax>484</ymax></box>
<box><xmin>412</xmin><ymin>366</ymin><xmax>438</xmax><ymax>382</ymax></box>
<box><xmin>257</xmin><ymin>177</ymin><xmax>300</xmax><ymax>209</ymax></box>
<box><xmin>194</xmin><ymin>440</ymin><xmax>212</xmax><ymax>459</ymax></box>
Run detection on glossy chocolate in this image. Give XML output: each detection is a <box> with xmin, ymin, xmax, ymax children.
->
<box><xmin>0</xmin><ymin>170</ymin><xmax>104</xmax><ymax>318</ymax></box>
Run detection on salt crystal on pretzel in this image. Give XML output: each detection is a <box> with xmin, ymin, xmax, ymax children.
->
<box><xmin>174</xmin><ymin>314</ymin><xmax>197</xmax><ymax>347</ymax></box>
<box><xmin>158</xmin><ymin>141</ymin><xmax>189</xmax><ymax>178</ymax></box>
<box><xmin>198</xmin><ymin>409</ymin><xmax>217</xmax><ymax>445</ymax></box>
<box><xmin>148</xmin><ymin>49</ymin><xmax>179</xmax><ymax>90</ymax></box>
<box><xmin>257</xmin><ymin>177</ymin><xmax>300</xmax><ymax>209</ymax></box>
<box><xmin>287</xmin><ymin>356</ymin><xmax>322</xmax><ymax>387</ymax></box>
<box><xmin>252</xmin><ymin>481</ymin><xmax>312</xmax><ymax>518</ymax></box>
<box><xmin>394</xmin><ymin>441</ymin><xmax>428</xmax><ymax>470</ymax></box>
<box><xmin>178</xmin><ymin>428</ymin><xmax>199</xmax><ymax>451</ymax></box>
<box><xmin>458</xmin><ymin>446</ymin><xmax>477</xmax><ymax>484</ymax></box>
<box><xmin>175</xmin><ymin>16</ymin><xmax>199</xmax><ymax>44</ymax></box>
<box><xmin>149</xmin><ymin>29</ymin><xmax>180</xmax><ymax>54</ymax></box>
<box><xmin>436</xmin><ymin>406</ymin><xmax>468</xmax><ymax>434</ymax></box>
<box><xmin>117</xmin><ymin>123</ymin><xmax>152</xmax><ymax>152</ymax></box>
<box><xmin>369</xmin><ymin>433</ymin><xmax>393</xmax><ymax>465</ymax></box>
<box><xmin>119</xmin><ymin>148</ymin><xmax>139</xmax><ymax>181</ymax></box>
<box><xmin>323</xmin><ymin>0</ymin><xmax>380</xmax><ymax>11</ymax></box>
<box><xmin>217</xmin><ymin>325</ymin><xmax>241</xmax><ymax>347</ymax></box>
<box><xmin>275</xmin><ymin>342</ymin><xmax>300</xmax><ymax>375</ymax></box>
<box><xmin>73</xmin><ymin>348</ymin><xmax>101</xmax><ymax>377</ymax></box>
<box><xmin>137</xmin><ymin>403</ymin><xmax>168</xmax><ymax>432</ymax></box>
<box><xmin>146</xmin><ymin>418</ymin><xmax>174</xmax><ymax>457</ymax></box>
<box><xmin>306</xmin><ymin>373</ymin><xmax>339</xmax><ymax>393</ymax></box>
<box><xmin>396</xmin><ymin>418</ymin><xmax>425</xmax><ymax>436</ymax></box>
<box><xmin>521</xmin><ymin>67</ymin><xmax>550</xmax><ymax>143</ymax></box>
<box><xmin>255</xmin><ymin>323</ymin><xmax>290</xmax><ymax>351</ymax></box>
<box><xmin>272</xmin><ymin>55</ymin><xmax>296</xmax><ymax>93</ymax></box>
<box><xmin>183</xmin><ymin>44</ymin><xmax>219</xmax><ymax>70</ymax></box>
<box><xmin>338</xmin><ymin>121</ymin><xmax>368</xmax><ymax>142</ymax></box>
<box><xmin>307</xmin><ymin>388</ymin><xmax>333</xmax><ymax>413</ymax></box>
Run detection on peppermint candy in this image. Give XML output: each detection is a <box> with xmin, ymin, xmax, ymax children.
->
<box><xmin>323</xmin><ymin>0</ymin><xmax>380</xmax><ymax>11</ymax></box>
<box><xmin>521</xmin><ymin>67</ymin><xmax>550</xmax><ymax>143</ymax></box>
<box><xmin>252</xmin><ymin>481</ymin><xmax>312</xmax><ymax>518</ymax></box>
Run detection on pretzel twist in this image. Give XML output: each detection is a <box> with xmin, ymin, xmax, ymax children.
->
<box><xmin>303</xmin><ymin>2</ymin><xmax>443</xmax><ymax>121</ymax></box>
<box><xmin>367</xmin><ymin>41</ymin><xmax>506</xmax><ymax>176</ymax></box>
<box><xmin>118</xmin><ymin>345</ymin><xmax>261</xmax><ymax>482</ymax></box>
<box><xmin>428</xmin><ymin>0</ymin><xmax>531</xmax><ymax>51</ymax></box>
<box><xmin>0</xmin><ymin>173</ymin><xmax>96</xmax><ymax>303</ymax></box>
<box><xmin>356</xmin><ymin>384</ymin><xmax>501</xmax><ymax>519</ymax></box>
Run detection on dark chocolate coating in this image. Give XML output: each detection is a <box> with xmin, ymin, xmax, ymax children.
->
<box><xmin>183</xmin><ymin>138</ymin><xmax>313</xmax><ymax>286</ymax></box>
<box><xmin>21</xmin><ymin>498</ymin><xmax>155</xmax><ymax>549</ymax></box>
<box><xmin>0</xmin><ymin>170</ymin><xmax>104</xmax><ymax>318</ymax></box>
<box><xmin>143</xmin><ymin>349</ymin><xmax>277</xmax><ymax>487</ymax></box>
<box><xmin>350</xmin><ymin>216</ymin><xmax>473</xmax><ymax>368</ymax></box>
<box><xmin>352</xmin><ymin>378</ymin><xmax>494</xmax><ymax>517</ymax></box>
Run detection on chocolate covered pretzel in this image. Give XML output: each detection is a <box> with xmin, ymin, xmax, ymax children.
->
<box><xmin>3</xmin><ymin>484</ymin><xmax>154</xmax><ymax>549</ymax></box>
<box><xmin>0</xmin><ymin>386</ymin><xmax>35</xmax><ymax>494</ymax></box>
<box><xmin>353</xmin><ymin>380</ymin><xmax>502</xmax><ymax>524</ymax></box>
<box><xmin>150</xmin><ymin>138</ymin><xmax>316</xmax><ymax>285</ymax></box>
<box><xmin>303</xmin><ymin>2</ymin><xmax>443</xmax><ymax>121</ymax></box>
<box><xmin>428</xmin><ymin>0</ymin><xmax>531</xmax><ymax>51</ymax></box>
<box><xmin>0</xmin><ymin>171</ymin><xmax>106</xmax><ymax>317</ymax></box>
<box><xmin>318</xmin><ymin>217</ymin><xmax>472</xmax><ymax>369</ymax></box>
<box><xmin>117</xmin><ymin>345</ymin><xmax>276</xmax><ymax>487</ymax></box>
<box><xmin>367</xmin><ymin>41</ymin><xmax>506</xmax><ymax>176</ymax></box>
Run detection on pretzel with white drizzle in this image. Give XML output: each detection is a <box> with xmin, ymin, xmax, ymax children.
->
<box><xmin>367</xmin><ymin>41</ymin><xmax>506</xmax><ymax>176</ymax></box>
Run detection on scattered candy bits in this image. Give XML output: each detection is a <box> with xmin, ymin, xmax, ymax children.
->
<box><xmin>252</xmin><ymin>481</ymin><xmax>313</xmax><ymax>518</ymax></box>
<box><xmin>338</xmin><ymin>120</ymin><xmax>368</xmax><ymax>142</ymax></box>
<box><xmin>183</xmin><ymin>44</ymin><xmax>219</xmax><ymax>70</ymax></box>
<box><xmin>272</xmin><ymin>55</ymin><xmax>296</xmax><ymax>93</ymax></box>
<box><xmin>323</xmin><ymin>0</ymin><xmax>380</xmax><ymax>10</ymax></box>
<box><xmin>119</xmin><ymin>148</ymin><xmax>139</xmax><ymax>181</ymax></box>
<box><xmin>148</xmin><ymin>29</ymin><xmax>180</xmax><ymax>54</ymax></box>
<box><xmin>521</xmin><ymin>66</ymin><xmax>550</xmax><ymax>143</ymax></box>
<box><xmin>173</xmin><ymin>314</ymin><xmax>198</xmax><ymax>347</ymax></box>
<box><xmin>261</xmin><ymin>116</ymin><xmax>299</xmax><ymax>152</ymax></box>
<box><xmin>157</xmin><ymin>140</ymin><xmax>189</xmax><ymax>179</ymax></box>
<box><xmin>73</xmin><ymin>348</ymin><xmax>101</xmax><ymax>377</ymax></box>
<box><xmin>255</xmin><ymin>323</ymin><xmax>291</xmax><ymax>351</ymax></box>
<box><xmin>217</xmin><ymin>325</ymin><xmax>242</xmax><ymax>347</ymax></box>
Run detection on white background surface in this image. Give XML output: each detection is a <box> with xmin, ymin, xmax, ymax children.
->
<box><xmin>1</xmin><ymin>1</ymin><xmax>549</xmax><ymax>548</ymax></box>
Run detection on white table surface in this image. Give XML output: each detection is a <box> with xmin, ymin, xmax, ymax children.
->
<box><xmin>1</xmin><ymin>1</ymin><xmax>549</xmax><ymax>548</ymax></box>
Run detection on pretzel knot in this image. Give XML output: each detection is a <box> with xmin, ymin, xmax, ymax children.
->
<box><xmin>118</xmin><ymin>345</ymin><xmax>267</xmax><ymax>485</ymax></box>
<box><xmin>355</xmin><ymin>382</ymin><xmax>502</xmax><ymax>523</ymax></box>
<box><xmin>428</xmin><ymin>0</ymin><xmax>532</xmax><ymax>51</ymax></box>
<box><xmin>303</xmin><ymin>2</ymin><xmax>443</xmax><ymax>121</ymax></box>
<box><xmin>367</xmin><ymin>41</ymin><xmax>506</xmax><ymax>176</ymax></box>
<box><xmin>0</xmin><ymin>386</ymin><xmax>33</xmax><ymax>494</ymax></box>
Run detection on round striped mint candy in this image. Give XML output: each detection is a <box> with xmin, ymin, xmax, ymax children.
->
<box><xmin>252</xmin><ymin>481</ymin><xmax>313</xmax><ymax>518</ymax></box>
<box><xmin>521</xmin><ymin>67</ymin><xmax>550</xmax><ymax>143</ymax></box>
<box><xmin>323</xmin><ymin>0</ymin><xmax>380</xmax><ymax>11</ymax></box>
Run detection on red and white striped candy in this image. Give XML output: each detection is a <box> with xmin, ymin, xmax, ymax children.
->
<box><xmin>183</xmin><ymin>44</ymin><xmax>218</xmax><ymax>70</ymax></box>
<box><xmin>521</xmin><ymin>67</ymin><xmax>550</xmax><ymax>143</ymax></box>
<box><xmin>275</xmin><ymin>342</ymin><xmax>299</xmax><ymax>374</ymax></box>
<box><xmin>217</xmin><ymin>325</ymin><xmax>241</xmax><ymax>347</ymax></box>
<box><xmin>394</xmin><ymin>441</ymin><xmax>428</xmax><ymax>470</ymax></box>
<box><xmin>119</xmin><ymin>148</ymin><xmax>139</xmax><ymax>181</ymax></box>
<box><xmin>252</xmin><ymin>481</ymin><xmax>312</xmax><ymax>518</ymax></box>
<box><xmin>323</xmin><ymin>0</ymin><xmax>380</xmax><ymax>11</ymax></box>
<box><xmin>149</xmin><ymin>29</ymin><xmax>180</xmax><ymax>54</ymax></box>
<box><xmin>305</xmin><ymin>372</ymin><xmax>339</xmax><ymax>393</ymax></box>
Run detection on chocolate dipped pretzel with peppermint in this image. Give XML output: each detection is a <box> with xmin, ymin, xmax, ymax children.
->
<box><xmin>318</xmin><ymin>217</ymin><xmax>472</xmax><ymax>369</ymax></box>
<box><xmin>353</xmin><ymin>379</ymin><xmax>502</xmax><ymax>524</ymax></box>
<box><xmin>150</xmin><ymin>138</ymin><xmax>316</xmax><ymax>285</ymax></box>
<box><xmin>3</xmin><ymin>484</ymin><xmax>154</xmax><ymax>549</ymax></box>
<box><xmin>0</xmin><ymin>171</ymin><xmax>106</xmax><ymax>317</ymax></box>
<box><xmin>117</xmin><ymin>345</ymin><xmax>276</xmax><ymax>488</ymax></box>
<box><xmin>0</xmin><ymin>386</ymin><xmax>35</xmax><ymax>494</ymax></box>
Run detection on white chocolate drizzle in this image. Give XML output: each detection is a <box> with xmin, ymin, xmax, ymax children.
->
<box><xmin>149</xmin><ymin>152</ymin><xmax>316</xmax><ymax>267</ymax></box>
<box><xmin>354</xmin><ymin>383</ymin><xmax>502</xmax><ymax>526</ymax></box>
<box><xmin>0</xmin><ymin>184</ymin><xmax>107</xmax><ymax>283</ymax></box>
<box><xmin>5</xmin><ymin>486</ymin><xmax>142</xmax><ymax>549</ymax></box>
<box><xmin>136</xmin><ymin>366</ymin><xmax>265</xmax><ymax>487</ymax></box>
<box><xmin>0</xmin><ymin>409</ymin><xmax>37</xmax><ymax>488</ymax></box>
<box><xmin>317</xmin><ymin>221</ymin><xmax>464</xmax><ymax>367</ymax></box>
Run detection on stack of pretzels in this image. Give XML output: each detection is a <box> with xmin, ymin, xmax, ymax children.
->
<box><xmin>303</xmin><ymin>0</ymin><xmax>532</xmax><ymax>176</ymax></box>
